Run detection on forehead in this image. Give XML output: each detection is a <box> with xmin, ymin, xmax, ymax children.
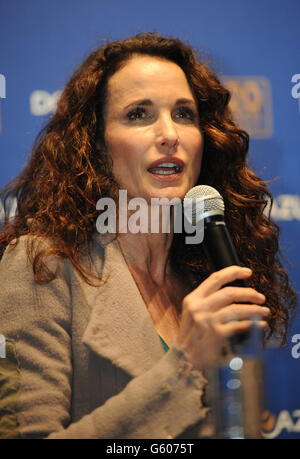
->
<box><xmin>106</xmin><ymin>55</ymin><xmax>194</xmax><ymax>106</ymax></box>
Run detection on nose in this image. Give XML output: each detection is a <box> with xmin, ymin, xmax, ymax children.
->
<box><xmin>155</xmin><ymin>114</ymin><xmax>179</xmax><ymax>153</ymax></box>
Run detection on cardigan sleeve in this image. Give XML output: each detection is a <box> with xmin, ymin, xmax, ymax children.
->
<box><xmin>0</xmin><ymin>237</ymin><xmax>209</xmax><ymax>439</ymax></box>
<box><xmin>0</xmin><ymin>238</ymin><xmax>73</xmax><ymax>438</ymax></box>
<box><xmin>47</xmin><ymin>346</ymin><xmax>209</xmax><ymax>439</ymax></box>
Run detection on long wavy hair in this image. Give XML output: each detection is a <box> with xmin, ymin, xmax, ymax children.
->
<box><xmin>0</xmin><ymin>32</ymin><xmax>296</xmax><ymax>344</ymax></box>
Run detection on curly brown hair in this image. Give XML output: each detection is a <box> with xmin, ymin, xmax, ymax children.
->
<box><xmin>0</xmin><ymin>32</ymin><xmax>296</xmax><ymax>344</ymax></box>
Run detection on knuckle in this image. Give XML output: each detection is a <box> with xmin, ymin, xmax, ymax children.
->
<box><xmin>182</xmin><ymin>293</ymin><xmax>194</xmax><ymax>307</ymax></box>
<box><xmin>182</xmin><ymin>296</ymin><xmax>190</xmax><ymax>309</ymax></box>
<box><xmin>222</xmin><ymin>286</ymin><xmax>236</xmax><ymax>301</ymax></box>
<box><xmin>183</xmin><ymin>293</ymin><xmax>207</xmax><ymax>315</ymax></box>
<box><xmin>227</xmin><ymin>265</ymin><xmax>243</xmax><ymax>276</ymax></box>
<box><xmin>222</xmin><ymin>286</ymin><xmax>262</xmax><ymax>303</ymax></box>
<box><xmin>209</xmin><ymin>270</ymin><xmax>222</xmax><ymax>282</ymax></box>
<box><xmin>248</xmin><ymin>288</ymin><xmax>263</xmax><ymax>299</ymax></box>
<box><xmin>230</xmin><ymin>304</ymin><xmax>240</xmax><ymax>314</ymax></box>
<box><xmin>232</xmin><ymin>265</ymin><xmax>243</xmax><ymax>273</ymax></box>
<box><xmin>182</xmin><ymin>297</ymin><xmax>197</xmax><ymax>314</ymax></box>
<box><xmin>194</xmin><ymin>312</ymin><xmax>205</xmax><ymax>325</ymax></box>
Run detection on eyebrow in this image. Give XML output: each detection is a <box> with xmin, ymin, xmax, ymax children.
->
<box><xmin>124</xmin><ymin>98</ymin><xmax>196</xmax><ymax>110</ymax></box>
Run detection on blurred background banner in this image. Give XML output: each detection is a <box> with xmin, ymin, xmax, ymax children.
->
<box><xmin>0</xmin><ymin>0</ymin><xmax>299</xmax><ymax>438</ymax></box>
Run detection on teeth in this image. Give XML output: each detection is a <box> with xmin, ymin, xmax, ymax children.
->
<box><xmin>156</xmin><ymin>162</ymin><xmax>178</xmax><ymax>167</ymax></box>
<box><xmin>151</xmin><ymin>170</ymin><xmax>177</xmax><ymax>175</ymax></box>
<box><xmin>148</xmin><ymin>162</ymin><xmax>182</xmax><ymax>175</ymax></box>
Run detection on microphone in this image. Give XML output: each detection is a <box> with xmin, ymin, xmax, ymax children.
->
<box><xmin>184</xmin><ymin>185</ymin><xmax>249</xmax><ymax>349</ymax></box>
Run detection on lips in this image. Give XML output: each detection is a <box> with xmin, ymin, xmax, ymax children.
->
<box><xmin>147</xmin><ymin>156</ymin><xmax>184</xmax><ymax>175</ymax></box>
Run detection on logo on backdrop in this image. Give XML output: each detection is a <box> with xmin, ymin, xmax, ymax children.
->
<box><xmin>30</xmin><ymin>90</ymin><xmax>62</xmax><ymax>116</ymax></box>
<box><xmin>0</xmin><ymin>73</ymin><xmax>6</xmax><ymax>134</ymax></box>
<box><xmin>265</xmin><ymin>194</ymin><xmax>300</xmax><ymax>221</ymax></box>
<box><xmin>291</xmin><ymin>74</ymin><xmax>300</xmax><ymax>111</ymax></box>
<box><xmin>222</xmin><ymin>76</ymin><xmax>273</xmax><ymax>139</ymax></box>
<box><xmin>291</xmin><ymin>334</ymin><xmax>300</xmax><ymax>359</ymax></box>
<box><xmin>261</xmin><ymin>410</ymin><xmax>300</xmax><ymax>439</ymax></box>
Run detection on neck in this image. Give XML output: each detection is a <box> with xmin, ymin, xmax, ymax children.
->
<box><xmin>115</xmin><ymin>198</ymin><xmax>178</xmax><ymax>285</ymax></box>
<box><xmin>117</xmin><ymin>230</ymin><xmax>174</xmax><ymax>286</ymax></box>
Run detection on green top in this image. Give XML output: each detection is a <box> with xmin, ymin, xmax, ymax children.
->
<box><xmin>159</xmin><ymin>336</ymin><xmax>169</xmax><ymax>352</ymax></box>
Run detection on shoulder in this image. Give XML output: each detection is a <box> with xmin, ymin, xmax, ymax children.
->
<box><xmin>0</xmin><ymin>235</ymin><xmax>71</xmax><ymax>284</ymax></box>
<box><xmin>0</xmin><ymin>232</ymin><xmax>116</xmax><ymax>312</ymax></box>
<box><xmin>0</xmin><ymin>232</ymin><xmax>110</xmax><ymax>283</ymax></box>
<box><xmin>0</xmin><ymin>235</ymin><xmax>75</xmax><ymax>333</ymax></box>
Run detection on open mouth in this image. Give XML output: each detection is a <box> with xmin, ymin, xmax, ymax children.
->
<box><xmin>148</xmin><ymin>162</ymin><xmax>183</xmax><ymax>175</ymax></box>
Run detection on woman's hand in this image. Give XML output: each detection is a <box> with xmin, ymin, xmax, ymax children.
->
<box><xmin>176</xmin><ymin>266</ymin><xmax>270</xmax><ymax>371</ymax></box>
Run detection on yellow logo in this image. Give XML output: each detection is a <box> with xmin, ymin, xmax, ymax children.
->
<box><xmin>261</xmin><ymin>410</ymin><xmax>300</xmax><ymax>438</ymax></box>
<box><xmin>222</xmin><ymin>76</ymin><xmax>273</xmax><ymax>139</ymax></box>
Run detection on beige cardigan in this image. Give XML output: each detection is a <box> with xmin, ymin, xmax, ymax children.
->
<box><xmin>0</xmin><ymin>234</ymin><xmax>210</xmax><ymax>439</ymax></box>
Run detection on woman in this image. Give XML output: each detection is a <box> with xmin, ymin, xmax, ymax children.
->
<box><xmin>0</xmin><ymin>33</ymin><xmax>296</xmax><ymax>439</ymax></box>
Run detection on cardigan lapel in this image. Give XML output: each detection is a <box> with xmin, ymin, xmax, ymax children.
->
<box><xmin>82</xmin><ymin>234</ymin><xmax>165</xmax><ymax>378</ymax></box>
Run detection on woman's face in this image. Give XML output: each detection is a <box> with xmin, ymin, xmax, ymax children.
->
<box><xmin>104</xmin><ymin>55</ymin><xmax>204</xmax><ymax>202</ymax></box>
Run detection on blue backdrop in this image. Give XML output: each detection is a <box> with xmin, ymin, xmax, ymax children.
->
<box><xmin>1</xmin><ymin>0</ymin><xmax>299</xmax><ymax>438</ymax></box>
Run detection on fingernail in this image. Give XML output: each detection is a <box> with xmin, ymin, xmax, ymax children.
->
<box><xmin>242</xmin><ymin>267</ymin><xmax>252</xmax><ymax>274</ymax></box>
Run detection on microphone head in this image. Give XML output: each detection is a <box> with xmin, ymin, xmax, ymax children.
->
<box><xmin>184</xmin><ymin>185</ymin><xmax>225</xmax><ymax>225</ymax></box>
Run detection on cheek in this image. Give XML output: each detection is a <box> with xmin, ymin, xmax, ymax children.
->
<box><xmin>106</xmin><ymin>133</ymin><xmax>139</xmax><ymax>172</ymax></box>
<box><xmin>186</xmin><ymin>137</ymin><xmax>204</xmax><ymax>186</ymax></box>
<box><xmin>188</xmin><ymin>132</ymin><xmax>204</xmax><ymax>166</ymax></box>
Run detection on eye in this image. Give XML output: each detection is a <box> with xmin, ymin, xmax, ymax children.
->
<box><xmin>173</xmin><ymin>106</ymin><xmax>197</xmax><ymax>122</ymax></box>
<box><xmin>126</xmin><ymin>107</ymin><xmax>152</xmax><ymax>121</ymax></box>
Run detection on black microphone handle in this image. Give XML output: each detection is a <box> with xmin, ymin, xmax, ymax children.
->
<box><xmin>202</xmin><ymin>216</ymin><xmax>249</xmax><ymax>350</ymax></box>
